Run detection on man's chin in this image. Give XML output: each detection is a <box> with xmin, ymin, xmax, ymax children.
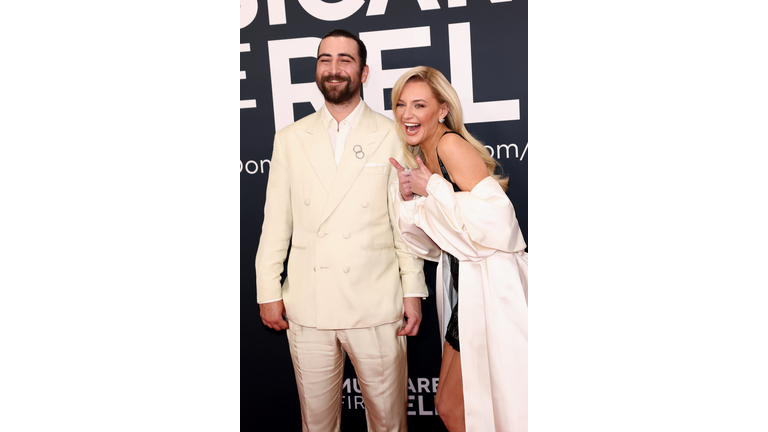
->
<box><xmin>329</xmin><ymin>97</ymin><xmax>352</xmax><ymax>105</ymax></box>
<box><xmin>324</xmin><ymin>92</ymin><xmax>356</xmax><ymax>105</ymax></box>
<box><xmin>324</xmin><ymin>84</ymin><xmax>347</xmax><ymax>95</ymax></box>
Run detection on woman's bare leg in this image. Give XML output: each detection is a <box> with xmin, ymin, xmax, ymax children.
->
<box><xmin>434</xmin><ymin>341</ymin><xmax>454</xmax><ymax>408</ymax></box>
<box><xmin>434</xmin><ymin>341</ymin><xmax>465</xmax><ymax>432</ymax></box>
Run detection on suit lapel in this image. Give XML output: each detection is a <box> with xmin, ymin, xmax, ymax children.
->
<box><xmin>297</xmin><ymin>112</ymin><xmax>336</xmax><ymax>193</ymax></box>
<box><xmin>320</xmin><ymin>104</ymin><xmax>388</xmax><ymax>224</ymax></box>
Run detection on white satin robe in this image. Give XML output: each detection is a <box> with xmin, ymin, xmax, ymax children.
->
<box><xmin>390</xmin><ymin>174</ymin><xmax>528</xmax><ymax>432</ymax></box>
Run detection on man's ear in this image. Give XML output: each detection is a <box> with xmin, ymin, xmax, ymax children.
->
<box><xmin>361</xmin><ymin>65</ymin><xmax>370</xmax><ymax>84</ymax></box>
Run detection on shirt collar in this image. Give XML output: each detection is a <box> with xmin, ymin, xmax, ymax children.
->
<box><xmin>321</xmin><ymin>98</ymin><xmax>364</xmax><ymax>130</ymax></box>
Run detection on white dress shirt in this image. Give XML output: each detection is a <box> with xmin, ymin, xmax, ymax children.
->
<box><xmin>321</xmin><ymin>98</ymin><xmax>364</xmax><ymax>166</ymax></box>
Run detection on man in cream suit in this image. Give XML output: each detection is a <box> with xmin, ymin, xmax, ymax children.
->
<box><xmin>255</xmin><ymin>29</ymin><xmax>428</xmax><ymax>432</ymax></box>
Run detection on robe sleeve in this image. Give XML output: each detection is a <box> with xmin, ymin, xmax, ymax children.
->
<box><xmin>389</xmin><ymin>184</ymin><xmax>442</xmax><ymax>262</ymax></box>
<box><xmin>400</xmin><ymin>175</ymin><xmax>527</xmax><ymax>263</ymax></box>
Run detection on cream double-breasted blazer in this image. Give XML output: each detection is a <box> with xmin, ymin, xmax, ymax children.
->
<box><xmin>255</xmin><ymin>102</ymin><xmax>427</xmax><ymax>330</ymax></box>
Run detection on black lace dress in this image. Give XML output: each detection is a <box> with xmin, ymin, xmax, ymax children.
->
<box><xmin>437</xmin><ymin>130</ymin><xmax>464</xmax><ymax>352</ymax></box>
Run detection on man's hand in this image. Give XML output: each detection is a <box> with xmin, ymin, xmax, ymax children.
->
<box><xmin>260</xmin><ymin>300</ymin><xmax>289</xmax><ymax>331</ymax></box>
<box><xmin>397</xmin><ymin>297</ymin><xmax>423</xmax><ymax>336</ymax></box>
<box><xmin>389</xmin><ymin>158</ymin><xmax>414</xmax><ymax>201</ymax></box>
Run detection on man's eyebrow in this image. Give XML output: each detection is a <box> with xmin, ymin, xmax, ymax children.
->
<box><xmin>317</xmin><ymin>53</ymin><xmax>356</xmax><ymax>61</ymax></box>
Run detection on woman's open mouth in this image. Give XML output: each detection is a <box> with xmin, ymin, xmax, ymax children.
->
<box><xmin>404</xmin><ymin>122</ymin><xmax>421</xmax><ymax>135</ymax></box>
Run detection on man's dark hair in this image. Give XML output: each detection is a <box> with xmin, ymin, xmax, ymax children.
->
<box><xmin>319</xmin><ymin>29</ymin><xmax>367</xmax><ymax>73</ymax></box>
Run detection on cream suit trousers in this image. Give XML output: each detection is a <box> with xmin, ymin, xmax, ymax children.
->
<box><xmin>286</xmin><ymin>319</ymin><xmax>408</xmax><ymax>432</ymax></box>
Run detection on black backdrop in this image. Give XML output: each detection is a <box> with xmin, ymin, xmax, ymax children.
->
<box><xmin>241</xmin><ymin>1</ymin><xmax>527</xmax><ymax>430</ymax></box>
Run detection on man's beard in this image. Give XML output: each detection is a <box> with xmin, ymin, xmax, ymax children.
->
<box><xmin>316</xmin><ymin>73</ymin><xmax>361</xmax><ymax>105</ymax></box>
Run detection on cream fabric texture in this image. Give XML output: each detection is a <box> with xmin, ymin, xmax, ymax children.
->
<box><xmin>255</xmin><ymin>102</ymin><xmax>428</xmax><ymax>430</ymax></box>
<box><xmin>287</xmin><ymin>320</ymin><xmax>408</xmax><ymax>432</ymax></box>
<box><xmin>392</xmin><ymin>175</ymin><xmax>529</xmax><ymax>432</ymax></box>
<box><xmin>255</xmin><ymin>101</ymin><xmax>428</xmax><ymax>329</ymax></box>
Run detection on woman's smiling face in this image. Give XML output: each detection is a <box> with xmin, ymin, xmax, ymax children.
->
<box><xmin>395</xmin><ymin>80</ymin><xmax>446</xmax><ymax>147</ymax></box>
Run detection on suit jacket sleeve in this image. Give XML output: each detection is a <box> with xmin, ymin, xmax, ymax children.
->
<box><xmin>388</xmin><ymin>145</ymin><xmax>429</xmax><ymax>298</ymax></box>
<box><xmin>254</xmin><ymin>132</ymin><xmax>292</xmax><ymax>303</ymax></box>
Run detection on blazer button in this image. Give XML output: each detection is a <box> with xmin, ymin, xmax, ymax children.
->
<box><xmin>343</xmin><ymin>266</ymin><xmax>350</xmax><ymax>273</ymax></box>
<box><xmin>313</xmin><ymin>266</ymin><xmax>316</xmax><ymax>272</ymax></box>
<box><xmin>343</xmin><ymin>232</ymin><xmax>350</xmax><ymax>239</ymax></box>
<box><xmin>361</xmin><ymin>201</ymin><xmax>369</xmax><ymax>208</ymax></box>
<box><xmin>304</xmin><ymin>199</ymin><xmax>310</xmax><ymax>206</ymax></box>
<box><xmin>318</xmin><ymin>231</ymin><xmax>325</xmax><ymax>238</ymax></box>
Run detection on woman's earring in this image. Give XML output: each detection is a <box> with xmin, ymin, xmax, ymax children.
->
<box><xmin>438</xmin><ymin>117</ymin><xmax>445</xmax><ymax>124</ymax></box>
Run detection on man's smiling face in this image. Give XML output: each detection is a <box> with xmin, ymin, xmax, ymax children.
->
<box><xmin>315</xmin><ymin>36</ymin><xmax>368</xmax><ymax>105</ymax></box>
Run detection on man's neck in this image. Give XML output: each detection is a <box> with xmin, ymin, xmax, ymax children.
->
<box><xmin>326</xmin><ymin>96</ymin><xmax>361</xmax><ymax>124</ymax></box>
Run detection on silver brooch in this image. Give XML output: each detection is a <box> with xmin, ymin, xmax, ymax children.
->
<box><xmin>353</xmin><ymin>145</ymin><xmax>364</xmax><ymax>159</ymax></box>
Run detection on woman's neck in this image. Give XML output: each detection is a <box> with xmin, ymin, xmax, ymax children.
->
<box><xmin>418</xmin><ymin>125</ymin><xmax>450</xmax><ymax>171</ymax></box>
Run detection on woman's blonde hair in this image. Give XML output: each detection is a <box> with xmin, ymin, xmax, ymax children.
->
<box><xmin>390</xmin><ymin>66</ymin><xmax>508</xmax><ymax>191</ymax></box>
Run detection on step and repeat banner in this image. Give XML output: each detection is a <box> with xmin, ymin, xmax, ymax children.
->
<box><xmin>241</xmin><ymin>1</ymin><xmax>527</xmax><ymax>430</ymax></box>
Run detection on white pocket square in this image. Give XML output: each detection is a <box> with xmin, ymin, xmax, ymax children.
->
<box><xmin>364</xmin><ymin>163</ymin><xmax>383</xmax><ymax>167</ymax></box>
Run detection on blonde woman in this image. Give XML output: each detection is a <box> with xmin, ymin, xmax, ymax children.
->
<box><xmin>388</xmin><ymin>66</ymin><xmax>528</xmax><ymax>432</ymax></box>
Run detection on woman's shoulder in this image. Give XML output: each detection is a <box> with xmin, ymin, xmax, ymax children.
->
<box><xmin>437</xmin><ymin>132</ymin><xmax>483</xmax><ymax>167</ymax></box>
<box><xmin>436</xmin><ymin>132</ymin><xmax>488</xmax><ymax>191</ymax></box>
